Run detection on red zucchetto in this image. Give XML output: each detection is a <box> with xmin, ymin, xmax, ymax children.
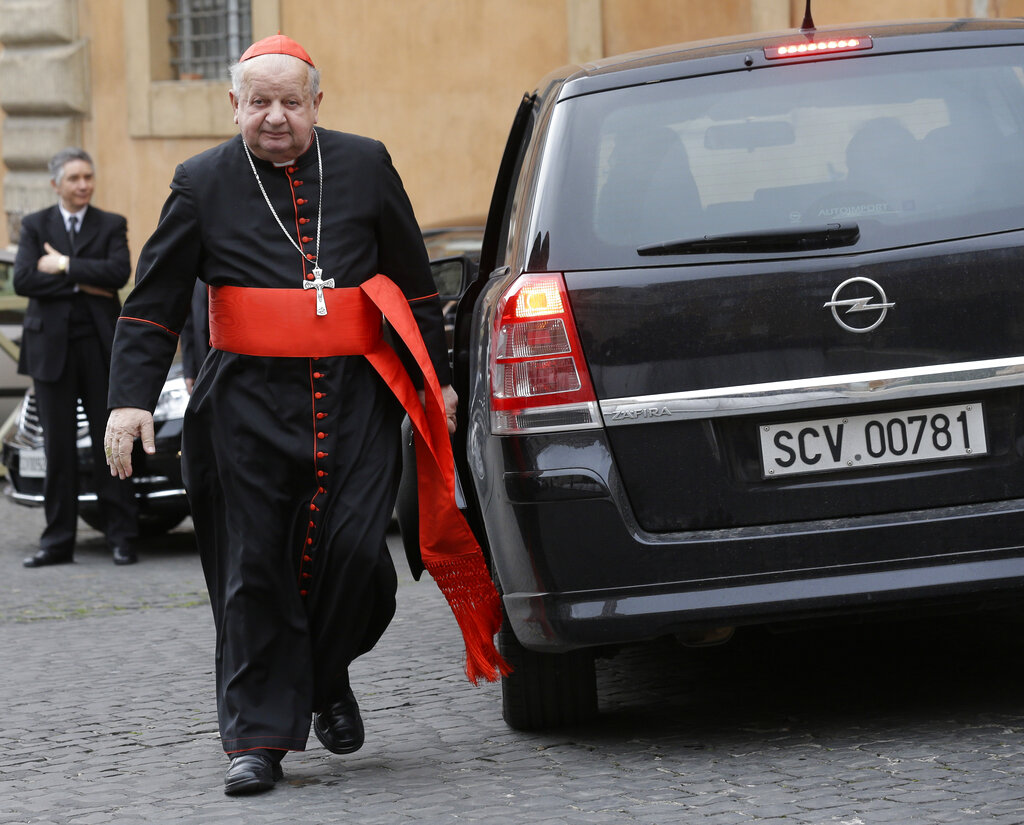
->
<box><xmin>239</xmin><ymin>34</ymin><xmax>315</xmax><ymax>67</ymax></box>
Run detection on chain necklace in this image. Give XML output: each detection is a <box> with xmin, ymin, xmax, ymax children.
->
<box><xmin>241</xmin><ymin>128</ymin><xmax>335</xmax><ymax>315</ymax></box>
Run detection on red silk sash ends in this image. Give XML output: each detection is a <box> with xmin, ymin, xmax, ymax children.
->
<box><xmin>208</xmin><ymin>279</ymin><xmax>510</xmax><ymax>683</ymax></box>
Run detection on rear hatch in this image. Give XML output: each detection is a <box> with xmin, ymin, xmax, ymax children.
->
<box><xmin>528</xmin><ymin>37</ymin><xmax>1024</xmax><ymax>532</ymax></box>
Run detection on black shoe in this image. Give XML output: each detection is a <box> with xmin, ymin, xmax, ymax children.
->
<box><xmin>314</xmin><ymin>687</ymin><xmax>365</xmax><ymax>754</ymax></box>
<box><xmin>111</xmin><ymin>543</ymin><xmax>137</xmax><ymax>565</ymax></box>
<box><xmin>23</xmin><ymin>548</ymin><xmax>73</xmax><ymax>568</ymax></box>
<box><xmin>223</xmin><ymin>753</ymin><xmax>283</xmax><ymax>796</ymax></box>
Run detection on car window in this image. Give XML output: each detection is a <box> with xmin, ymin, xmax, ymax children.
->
<box><xmin>532</xmin><ymin>45</ymin><xmax>1024</xmax><ymax>269</ymax></box>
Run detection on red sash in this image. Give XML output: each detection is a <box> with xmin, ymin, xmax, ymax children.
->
<box><xmin>209</xmin><ymin>277</ymin><xmax>510</xmax><ymax>684</ymax></box>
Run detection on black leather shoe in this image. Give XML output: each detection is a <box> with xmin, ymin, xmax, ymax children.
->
<box><xmin>23</xmin><ymin>548</ymin><xmax>73</xmax><ymax>568</ymax></box>
<box><xmin>111</xmin><ymin>544</ymin><xmax>137</xmax><ymax>565</ymax></box>
<box><xmin>314</xmin><ymin>687</ymin><xmax>365</xmax><ymax>754</ymax></box>
<box><xmin>224</xmin><ymin>753</ymin><xmax>283</xmax><ymax>796</ymax></box>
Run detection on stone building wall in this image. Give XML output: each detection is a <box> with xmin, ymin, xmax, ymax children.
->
<box><xmin>1</xmin><ymin>0</ymin><xmax>1021</xmax><ymax>252</ymax></box>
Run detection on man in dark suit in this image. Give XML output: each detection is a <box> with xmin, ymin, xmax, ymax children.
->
<box><xmin>14</xmin><ymin>147</ymin><xmax>139</xmax><ymax>567</ymax></box>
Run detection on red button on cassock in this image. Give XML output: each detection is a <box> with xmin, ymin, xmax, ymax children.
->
<box><xmin>301</xmin><ymin>236</ymin><xmax>312</xmax><ymax>243</ymax></box>
<box><xmin>317</xmin><ymin>432</ymin><xmax>326</xmax><ymax>439</ymax></box>
<box><xmin>297</xmin><ymin>198</ymin><xmax>308</xmax><ymax>205</ymax></box>
<box><xmin>293</xmin><ymin>180</ymin><xmax>303</xmax><ymax>187</ymax></box>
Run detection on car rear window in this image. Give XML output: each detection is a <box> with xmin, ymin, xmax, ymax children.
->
<box><xmin>531</xmin><ymin>45</ymin><xmax>1024</xmax><ymax>269</ymax></box>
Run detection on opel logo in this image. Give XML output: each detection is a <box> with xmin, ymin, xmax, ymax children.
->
<box><xmin>823</xmin><ymin>276</ymin><xmax>894</xmax><ymax>333</ymax></box>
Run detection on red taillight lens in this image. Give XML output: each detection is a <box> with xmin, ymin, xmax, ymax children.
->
<box><xmin>490</xmin><ymin>274</ymin><xmax>600</xmax><ymax>434</ymax></box>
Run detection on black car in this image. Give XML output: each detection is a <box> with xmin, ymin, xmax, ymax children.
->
<box><xmin>429</xmin><ymin>17</ymin><xmax>1024</xmax><ymax>730</ymax></box>
<box><xmin>2</xmin><ymin>362</ymin><xmax>191</xmax><ymax>537</ymax></box>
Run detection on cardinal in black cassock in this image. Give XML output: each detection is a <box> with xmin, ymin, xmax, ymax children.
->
<box><xmin>104</xmin><ymin>35</ymin><xmax>505</xmax><ymax>796</ymax></box>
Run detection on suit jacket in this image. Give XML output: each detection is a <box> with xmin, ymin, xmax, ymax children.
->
<box><xmin>14</xmin><ymin>204</ymin><xmax>131</xmax><ymax>382</ymax></box>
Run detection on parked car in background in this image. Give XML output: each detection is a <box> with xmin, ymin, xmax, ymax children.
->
<box><xmin>0</xmin><ymin>246</ymin><xmax>31</xmax><ymax>427</ymax></box>
<box><xmin>421</xmin><ymin>217</ymin><xmax>485</xmax><ymax>261</ymax></box>
<box><xmin>2</xmin><ymin>362</ymin><xmax>191</xmax><ymax>537</ymax></box>
<box><xmin>416</xmin><ymin>17</ymin><xmax>1024</xmax><ymax>731</ymax></box>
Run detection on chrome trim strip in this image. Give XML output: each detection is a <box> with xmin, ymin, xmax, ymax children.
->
<box><xmin>79</xmin><ymin>487</ymin><xmax>187</xmax><ymax>502</ymax></box>
<box><xmin>6</xmin><ymin>488</ymin><xmax>186</xmax><ymax>507</ymax></box>
<box><xmin>8</xmin><ymin>491</ymin><xmax>44</xmax><ymax>506</ymax></box>
<box><xmin>600</xmin><ymin>356</ymin><xmax>1024</xmax><ymax>425</ymax></box>
<box><xmin>144</xmin><ymin>487</ymin><xmax>188</xmax><ymax>500</ymax></box>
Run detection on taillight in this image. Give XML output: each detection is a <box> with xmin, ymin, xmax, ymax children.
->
<box><xmin>490</xmin><ymin>273</ymin><xmax>601</xmax><ymax>434</ymax></box>
<box><xmin>765</xmin><ymin>36</ymin><xmax>872</xmax><ymax>60</ymax></box>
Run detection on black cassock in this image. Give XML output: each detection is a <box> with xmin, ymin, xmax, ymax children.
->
<box><xmin>109</xmin><ymin>129</ymin><xmax>450</xmax><ymax>753</ymax></box>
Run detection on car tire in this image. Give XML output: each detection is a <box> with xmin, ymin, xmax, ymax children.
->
<box><xmin>498</xmin><ymin>613</ymin><xmax>599</xmax><ymax>731</ymax></box>
<box><xmin>80</xmin><ymin>510</ymin><xmax>187</xmax><ymax>539</ymax></box>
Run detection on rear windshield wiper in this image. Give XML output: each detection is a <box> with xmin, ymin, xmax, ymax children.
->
<box><xmin>637</xmin><ymin>222</ymin><xmax>859</xmax><ymax>256</ymax></box>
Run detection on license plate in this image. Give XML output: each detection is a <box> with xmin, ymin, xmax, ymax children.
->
<box><xmin>759</xmin><ymin>402</ymin><xmax>986</xmax><ymax>478</ymax></box>
<box><xmin>19</xmin><ymin>448</ymin><xmax>46</xmax><ymax>478</ymax></box>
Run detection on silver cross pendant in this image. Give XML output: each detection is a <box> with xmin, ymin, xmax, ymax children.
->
<box><xmin>303</xmin><ymin>266</ymin><xmax>335</xmax><ymax>316</ymax></box>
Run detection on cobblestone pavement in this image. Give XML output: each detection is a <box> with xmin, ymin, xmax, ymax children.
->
<box><xmin>2</xmin><ymin>495</ymin><xmax>1024</xmax><ymax>824</ymax></box>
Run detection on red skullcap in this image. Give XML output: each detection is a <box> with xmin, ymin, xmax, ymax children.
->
<box><xmin>239</xmin><ymin>34</ymin><xmax>315</xmax><ymax>67</ymax></box>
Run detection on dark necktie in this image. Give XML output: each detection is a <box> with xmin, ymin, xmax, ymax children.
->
<box><xmin>67</xmin><ymin>215</ymin><xmax>78</xmax><ymax>254</ymax></box>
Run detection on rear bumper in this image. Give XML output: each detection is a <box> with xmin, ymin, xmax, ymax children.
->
<box><xmin>474</xmin><ymin>419</ymin><xmax>1024</xmax><ymax>651</ymax></box>
<box><xmin>505</xmin><ymin>554</ymin><xmax>1024</xmax><ymax>651</ymax></box>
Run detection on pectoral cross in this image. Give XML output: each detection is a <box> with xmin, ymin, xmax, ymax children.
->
<box><xmin>303</xmin><ymin>267</ymin><xmax>335</xmax><ymax>316</ymax></box>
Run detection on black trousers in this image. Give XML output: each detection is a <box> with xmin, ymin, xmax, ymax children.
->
<box><xmin>33</xmin><ymin>332</ymin><xmax>138</xmax><ymax>552</ymax></box>
<box><xmin>183</xmin><ymin>353</ymin><xmax>401</xmax><ymax>753</ymax></box>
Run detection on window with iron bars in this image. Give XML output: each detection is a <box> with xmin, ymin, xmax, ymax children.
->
<box><xmin>169</xmin><ymin>0</ymin><xmax>252</xmax><ymax>81</ymax></box>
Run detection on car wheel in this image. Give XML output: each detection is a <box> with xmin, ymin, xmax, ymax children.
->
<box><xmin>498</xmin><ymin>613</ymin><xmax>598</xmax><ymax>730</ymax></box>
<box><xmin>80</xmin><ymin>510</ymin><xmax>187</xmax><ymax>539</ymax></box>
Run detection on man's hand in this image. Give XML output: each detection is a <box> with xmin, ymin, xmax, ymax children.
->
<box><xmin>36</xmin><ymin>242</ymin><xmax>67</xmax><ymax>275</ymax></box>
<box><xmin>441</xmin><ymin>384</ymin><xmax>458</xmax><ymax>435</ymax></box>
<box><xmin>417</xmin><ymin>384</ymin><xmax>459</xmax><ymax>434</ymax></box>
<box><xmin>104</xmin><ymin>407</ymin><xmax>156</xmax><ymax>479</ymax></box>
<box><xmin>78</xmin><ymin>283</ymin><xmax>116</xmax><ymax>298</ymax></box>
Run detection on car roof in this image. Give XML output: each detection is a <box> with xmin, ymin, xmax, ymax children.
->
<box><xmin>543</xmin><ymin>17</ymin><xmax>1024</xmax><ymax>101</ymax></box>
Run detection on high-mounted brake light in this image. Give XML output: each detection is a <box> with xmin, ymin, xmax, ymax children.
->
<box><xmin>490</xmin><ymin>273</ymin><xmax>600</xmax><ymax>435</ymax></box>
<box><xmin>765</xmin><ymin>36</ymin><xmax>872</xmax><ymax>60</ymax></box>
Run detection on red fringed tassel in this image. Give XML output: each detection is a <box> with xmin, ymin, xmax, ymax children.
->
<box><xmin>360</xmin><ymin>274</ymin><xmax>512</xmax><ymax>684</ymax></box>
<box><xmin>424</xmin><ymin>554</ymin><xmax>513</xmax><ymax>684</ymax></box>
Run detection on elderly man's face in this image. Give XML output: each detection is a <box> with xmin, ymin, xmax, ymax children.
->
<box><xmin>231</xmin><ymin>57</ymin><xmax>323</xmax><ymax>164</ymax></box>
<box><xmin>53</xmin><ymin>159</ymin><xmax>95</xmax><ymax>212</ymax></box>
